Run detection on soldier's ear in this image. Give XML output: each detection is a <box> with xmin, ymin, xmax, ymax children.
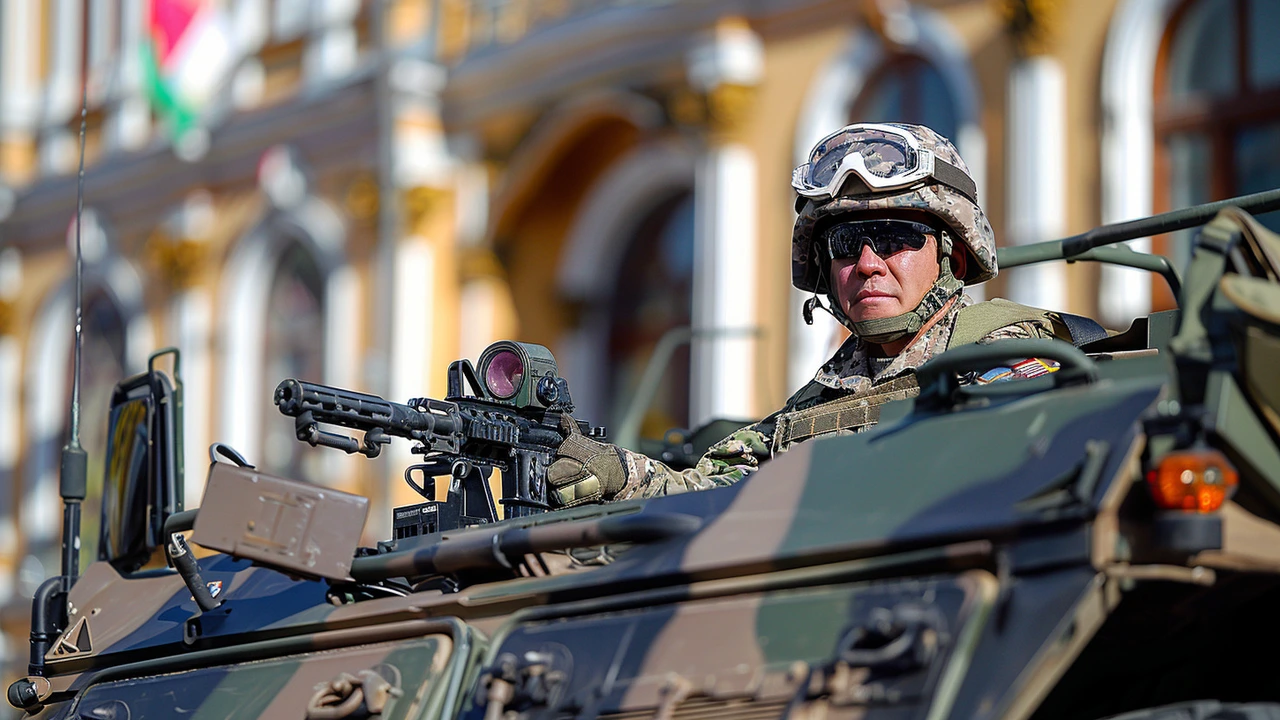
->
<box><xmin>950</xmin><ymin>249</ymin><xmax>967</xmax><ymax>279</ymax></box>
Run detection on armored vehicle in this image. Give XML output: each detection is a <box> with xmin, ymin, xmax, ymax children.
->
<box><xmin>7</xmin><ymin>191</ymin><xmax>1280</xmax><ymax>720</ymax></box>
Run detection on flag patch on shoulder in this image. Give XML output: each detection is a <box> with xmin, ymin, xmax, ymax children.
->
<box><xmin>975</xmin><ymin>358</ymin><xmax>1061</xmax><ymax>385</ymax></box>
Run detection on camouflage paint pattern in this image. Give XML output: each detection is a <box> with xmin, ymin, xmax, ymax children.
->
<box><xmin>25</xmin><ymin>345</ymin><xmax>1163</xmax><ymax>720</ymax></box>
<box><xmin>13</xmin><ymin>208</ymin><xmax>1280</xmax><ymax>720</ymax></box>
<box><xmin>62</xmin><ymin>636</ymin><xmax>452</xmax><ymax>719</ymax></box>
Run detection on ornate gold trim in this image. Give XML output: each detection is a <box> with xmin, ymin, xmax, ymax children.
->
<box><xmin>995</xmin><ymin>0</ymin><xmax>1059</xmax><ymax>57</ymax></box>
<box><xmin>459</xmin><ymin>247</ymin><xmax>506</xmax><ymax>282</ymax></box>
<box><xmin>146</xmin><ymin>229</ymin><xmax>208</xmax><ymax>291</ymax></box>
<box><xmin>0</xmin><ymin>299</ymin><xmax>14</xmax><ymax>336</ymax></box>
<box><xmin>344</xmin><ymin>173</ymin><xmax>380</xmax><ymax>222</ymax></box>
<box><xmin>667</xmin><ymin>83</ymin><xmax>758</xmax><ymax>137</ymax></box>
<box><xmin>403</xmin><ymin>186</ymin><xmax>452</xmax><ymax>229</ymax></box>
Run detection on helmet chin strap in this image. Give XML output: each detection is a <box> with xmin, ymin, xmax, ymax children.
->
<box><xmin>848</xmin><ymin>263</ymin><xmax>963</xmax><ymax>344</ymax></box>
<box><xmin>826</xmin><ymin>230</ymin><xmax>964</xmax><ymax>345</ymax></box>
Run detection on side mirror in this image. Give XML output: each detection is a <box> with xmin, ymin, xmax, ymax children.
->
<box><xmin>98</xmin><ymin>348</ymin><xmax>184</xmax><ymax>573</ymax></box>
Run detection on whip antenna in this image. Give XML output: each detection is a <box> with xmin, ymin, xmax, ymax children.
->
<box><xmin>59</xmin><ymin>69</ymin><xmax>90</xmax><ymax>586</ymax></box>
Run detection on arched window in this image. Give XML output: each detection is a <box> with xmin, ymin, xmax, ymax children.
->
<box><xmin>78</xmin><ymin>291</ymin><xmax>130</xmax><ymax>467</ymax></box>
<box><xmin>1156</xmin><ymin>0</ymin><xmax>1280</xmax><ymax>289</ymax></box>
<box><xmin>850</xmin><ymin>54</ymin><xmax>959</xmax><ymax>141</ymax></box>
<box><xmin>73</xmin><ymin>291</ymin><xmax>129</xmax><ymax>566</ymax></box>
<box><xmin>259</xmin><ymin>241</ymin><xmax>326</xmax><ymax>479</ymax></box>
<box><xmin>23</xmin><ymin>290</ymin><xmax>130</xmax><ymax>580</ymax></box>
<box><xmin>605</xmin><ymin>190</ymin><xmax>695</xmax><ymax>439</ymax></box>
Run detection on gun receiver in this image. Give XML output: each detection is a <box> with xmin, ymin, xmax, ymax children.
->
<box><xmin>274</xmin><ymin>341</ymin><xmax>606</xmax><ymax>534</ymax></box>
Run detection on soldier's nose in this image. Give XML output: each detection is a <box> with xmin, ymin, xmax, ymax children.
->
<box><xmin>855</xmin><ymin>244</ymin><xmax>887</xmax><ymax>277</ymax></box>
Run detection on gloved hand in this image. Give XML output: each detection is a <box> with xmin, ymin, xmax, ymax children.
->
<box><xmin>547</xmin><ymin>414</ymin><xmax>628</xmax><ymax>508</ymax></box>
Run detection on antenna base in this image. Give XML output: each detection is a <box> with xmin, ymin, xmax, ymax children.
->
<box><xmin>59</xmin><ymin>445</ymin><xmax>86</xmax><ymax>501</ymax></box>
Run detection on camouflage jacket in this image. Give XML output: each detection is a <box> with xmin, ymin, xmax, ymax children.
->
<box><xmin>612</xmin><ymin>298</ymin><xmax>1057</xmax><ymax>502</ymax></box>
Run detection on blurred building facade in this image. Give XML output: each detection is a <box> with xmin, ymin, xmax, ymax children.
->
<box><xmin>0</xmin><ymin>0</ymin><xmax>1278</xmax><ymax>684</ymax></box>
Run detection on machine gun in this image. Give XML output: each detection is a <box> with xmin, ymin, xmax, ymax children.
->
<box><xmin>274</xmin><ymin>341</ymin><xmax>605</xmax><ymax>536</ymax></box>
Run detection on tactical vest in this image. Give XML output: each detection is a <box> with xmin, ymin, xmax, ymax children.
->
<box><xmin>770</xmin><ymin>300</ymin><xmax>1100</xmax><ymax>453</ymax></box>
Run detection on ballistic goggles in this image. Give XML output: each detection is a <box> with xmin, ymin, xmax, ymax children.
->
<box><xmin>792</xmin><ymin>124</ymin><xmax>978</xmax><ymax>203</ymax></box>
<box><xmin>820</xmin><ymin>219</ymin><xmax>937</xmax><ymax>260</ymax></box>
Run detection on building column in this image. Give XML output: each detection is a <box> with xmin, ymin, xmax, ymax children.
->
<box><xmin>386</xmin><ymin>233</ymin><xmax>435</xmax><ymax>517</ymax></box>
<box><xmin>146</xmin><ymin>195</ymin><xmax>218</xmax><ymax>506</ymax></box>
<box><xmin>305</xmin><ymin>0</ymin><xmax>360</xmax><ymax>85</ymax></box>
<box><xmin>454</xmin><ymin>165</ymin><xmax>508</xmax><ymax>366</ymax></box>
<box><xmin>1002</xmin><ymin>1</ymin><xmax>1067</xmax><ymax>311</ymax></box>
<box><xmin>0</xmin><ymin>0</ymin><xmax>40</xmax><ymax>181</ymax></box>
<box><xmin>373</xmin><ymin>50</ymin><xmax>453</xmax><ymax>534</ymax></box>
<box><xmin>1098</xmin><ymin>0</ymin><xmax>1172</xmax><ymax>326</ymax></box>
<box><xmin>1005</xmin><ymin>57</ymin><xmax>1067</xmax><ymax>310</ymax></box>
<box><xmin>110</xmin><ymin>0</ymin><xmax>152</xmax><ymax>152</ymax></box>
<box><xmin>692</xmin><ymin>144</ymin><xmax>758</xmax><ymax>427</ymax></box>
<box><xmin>40</xmin><ymin>0</ymin><xmax>84</xmax><ymax>173</ymax></box>
<box><xmin>172</xmin><ymin>289</ymin><xmax>212</xmax><ymax>506</ymax></box>
<box><xmin>685</xmin><ymin>17</ymin><xmax>763</xmax><ymax>428</ymax></box>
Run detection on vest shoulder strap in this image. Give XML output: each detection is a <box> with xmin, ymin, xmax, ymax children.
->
<box><xmin>949</xmin><ymin>298</ymin><xmax>1055</xmax><ymax>348</ymax></box>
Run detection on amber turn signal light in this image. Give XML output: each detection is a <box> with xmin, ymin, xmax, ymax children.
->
<box><xmin>1146</xmin><ymin>449</ymin><xmax>1238</xmax><ymax>512</ymax></box>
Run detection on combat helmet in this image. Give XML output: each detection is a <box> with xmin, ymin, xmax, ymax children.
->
<box><xmin>792</xmin><ymin>122</ymin><xmax>996</xmax><ymax>343</ymax></box>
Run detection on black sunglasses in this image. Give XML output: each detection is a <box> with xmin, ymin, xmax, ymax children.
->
<box><xmin>820</xmin><ymin>219</ymin><xmax>937</xmax><ymax>260</ymax></box>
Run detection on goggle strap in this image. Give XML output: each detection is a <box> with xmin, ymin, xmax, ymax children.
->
<box><xmin>932</xmin><ymin>157</ymin><xmax>978</xmax><ymax>204</ymax></box>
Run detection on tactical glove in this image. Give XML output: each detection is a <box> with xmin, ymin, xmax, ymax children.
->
<box><xmin>547</xmin><ymin>414</ymin><xmax>628</xmax><ymax>507</ymax></box>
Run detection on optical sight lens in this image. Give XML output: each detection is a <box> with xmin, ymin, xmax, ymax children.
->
<box><xmin>485</xmin><ymin>349</ymin><xmax>524</xmax><ymax>399</ymax></box>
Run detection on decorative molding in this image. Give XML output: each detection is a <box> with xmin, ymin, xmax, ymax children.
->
<box><xmin>995</xmin><ymin>0</ymin><xmax>1060</xmax><ymax>57</ymax></box>
<box><xmin>146</xmin><ymin>192</ymin><xmax>217</xmax><ymax>291</ymax></box>
<box><xmin>707</xmin><ymin>83</ymin><xmax>757</xmax><ymax>135</ymax></box>
<box><xmin>146</xmin><ymin>229</ymin><xmax>209</xmax><ymax>291</ymax></box>
<box><xmin>0</xmin><ymin>300</ymin><xmax>14</xmax><ymax>336</ymax></box>
<box><xmin>667</xmin><ymin>83</ymin><xmax>758</xmax><ymax>136</ymax></box>
<box><xmin>0</xmin><ymin>245</ymin><xmax>20</xmax><ymax>333</ymax></box>
<box><xmin>403</xmin><ymin>186</ymin><xmax>452</xmax><ymax>229</ymax></box>
<box><xmin>667</xmin><ymin>88</ymin><xmax>706</xmax><ymax>127</ymax></box>
<box><xmin>679</xmin><ymin>16</ymin><xmax>763</xmax><ymax>138</ymax></box>
<box><xmin>459</xmin><ymin>247</ymin><xmax>506</xmax><ymax>283</ymax></box>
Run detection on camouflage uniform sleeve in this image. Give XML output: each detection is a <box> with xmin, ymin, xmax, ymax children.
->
<box><xmin>612</xmin><ymin>423</ymin><xmax>772</xmax><ymax>502</ymax></box>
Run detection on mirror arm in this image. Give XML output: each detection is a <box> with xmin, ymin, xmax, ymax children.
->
<box><xmin>167</xmin><ymin>534</ymin><xmax>222</xmax><ymax>612</ymax></box>
<box><xmin>163</xmin><ymin>509</ymin><xmax>198</xmax><ymax>539</ymax></box>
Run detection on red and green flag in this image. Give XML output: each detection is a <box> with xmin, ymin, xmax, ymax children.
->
<box><xmin>143</xmin><ymin>0</ymin><xmax>234</xmax><ymax>140</ymax></box>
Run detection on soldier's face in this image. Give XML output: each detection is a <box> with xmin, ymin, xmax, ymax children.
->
<box><xmin>829</xmin><ymin>235</ymin><xmax>940</xmax><ymax>323</ymax></box>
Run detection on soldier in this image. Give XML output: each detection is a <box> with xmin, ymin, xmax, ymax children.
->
<box><xmin>547</xmin><ymin>122</ymin><xmax>1091</xmax><ymax>507</ymax></box>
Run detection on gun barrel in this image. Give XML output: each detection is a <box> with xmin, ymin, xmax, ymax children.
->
<box><xmin>274</xmin><ymin>379</ymin><xmax>457</xmax><ymax>438</ymax></box>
